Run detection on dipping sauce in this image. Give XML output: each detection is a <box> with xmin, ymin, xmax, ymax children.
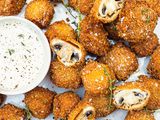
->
<box><xmin>0</xmin><ymin>20</ymin><xmax>44</xmax><ymax>90</ymax></box>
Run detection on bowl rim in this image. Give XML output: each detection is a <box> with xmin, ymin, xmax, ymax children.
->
<box><xmin>0</xmin><ymin>16</ymin><xmax>51</xmax><ymax>95</ymax></box>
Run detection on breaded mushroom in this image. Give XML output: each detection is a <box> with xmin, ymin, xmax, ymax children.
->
<box><xmin>130</xmin><ymin>33</ymin><xmax>159</xmax><ymax>57</ymax></box>
<box><xmin>68</xmin><ymin>101</ymin><xmax>96</xmax><ymax>120</ymax></box>
<box><xmin>0</xmin><ymin>94</ymin><xmax>6</xmax><ymax>106</ymax></box>
<box><xmin>105</xmin><ymin>0</ymin><xmax>158</xmax><ymax>43</ymax></box>
<box><xmin>99</xmin><ymin>43</ymin><xmax>138</xmax><ymax>81</ymax></box>
<box><xmin>81</xmin><ymin>61</ymin><xmax>116</xmax><ymax>95</ymax></box>
<box><xmin>50</xmin><ymin>60</ymin><xmax>82</xmax><ymax>89</ymax></box>
<box><xmin>53</xmin><ymin>92</ymin><xmax>80</xmax><ymax>120</ymax></box>
<box><xmin>91</xmin><ymin>0</ymin><xmax>125</xmax><ymax>23</ymax></box>
<box><xmin>46</xmin><ymin>21</ymin><xmax>86</xmax><ymax>67</ymax></box>
<box><xmin>139</xmin><ymin>0</ymin><xmax>160</xmax><ymax>16</ymax></box>
<box><xmin>0</xmin><ymin>0</ymin><xmax>25</xmax><ymax>16</ymax></box>
<box><xmin>45</xmin><ymin>20</ymin><xmax>76</xmax><ymax>41</ymax></box>
<box><xmin>113</xmin><ymin>82</ymin><xmax>150</xmax><ymax>111</ymax></box>
<box><xmin>80</xmin><ymin>15</ymin><xmax>110</xmax><ymax>56</ymax></box>
<box><xmin>0</xmin><ymin>103</ymin><xmax>26</xmax><ymax>120</ymax></box>
<box><xmin>138</xmin><ymin>75</ymin><xmax>160</xmax><ymax>110</ymax></box>
<box><xmin>25</xmin><ymin>0</ymin><xmax>54</xmax><ymax>28</ymax></box>
<box><xmin>24</xmin><ymin>87</ymin><xmax>56</xmax><ymax>119</ymax></box>
<box><xmin>83</xmin><ymin>92</ymin><xmax>115</xmax><ymax>118</ymax></box>
<box><xmin>125</xmin><ymin>110</ymin><xmax>155</xmax><ymax>120</ymax></box>
<box><xmin>68</xmin><ymin>0</ymin><xmax>95</xmax><ymax>14</ymax></box>
<box><xmin>147</xmin><ymin>46</ymin><xmax>160</xmax><ymax>79</ymax></box>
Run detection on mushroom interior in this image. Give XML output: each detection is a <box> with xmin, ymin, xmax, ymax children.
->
<box><xmin>113</xmin><ymin>89</ymin><xmax>149</xmax><ymax>107</ymax></box>
<box><xmin>98</xmin><ymin>0</ymin><xmax>124</xmax><ymax>18</ymax></box>
<box><xmin>75</xmin><ymin>106</ymin><xmax>95</xmax><ymax>120</ymax></box>
<box><xmin>51</xmin><ymin>38</ymin><xmax>82</xmax><ymax>66</ymax></box>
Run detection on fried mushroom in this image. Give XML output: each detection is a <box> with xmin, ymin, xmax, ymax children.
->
<box><xmin>130</xmin><ymin>33</ymin><xmax>159</xmax><ymax>57</ymax></box>
<box><xmin>0</xmin><ymin>0</ymin><xmax>26</xmax><ymax>16</ymax></box>
<box><xmin>53</xmin><ymin>92</ymin><xmax>80</xmax><ymax>120</ymax></box>
<box><xmin>91</xmin><ymin>0</ymin><xmax>125</xmax><ymax>23</ymax></box>
<box><xmin>113</xmin><ymin>82</ymin><xmax>150</xmax><ymax>110</ymax></box>
<box><xmin>24</xmin><ymin>87</ymin><xmax>56</xmax><ymax>119</ymax></box>
<box><xmin>81</xmin><ymin>61</ymin><xmax>116</xmax><ymax>95</ymax></box>
<box><xmin>99</xmin><ymin>43</ymin><xmax>138</xmax><ymax>81</ymax></box>
<box><xmin>68</xmin><ymin>0</ymin><xmax>95</xmax><ymax>14</ymax></box>
<box><xmin>83</xmin><ymin>92</ymin><xmax>115</xmax><ymax>118</ymax></box>
<box><xmin>25</xmin><ymin>0</ymin><xmax>54</xmax><ymax>28</ymax></box>
<box><xmin>147</xmin><ymin>46</ymin><xmax>160</xmax><ymax>79</ymax></box>
<box><xmin>68</xmin><ymin>101</ymin><xmax>96</xmax><ymax>120</ymax></box>
<box><xmin>79</xmin><ymin>15</ymin><xmax>110</xmax><ymax>56</ymax></box>
<box><xmin>125</xmin><ymin>110</ymin><xmax>155</xmax><ymax>120</ymax></box>
<box><xmin>50</xmin><ymin>60</ymin><xmax>82</xmax><ymax>89</ymax></box>
<box><xmin>0</xmin><ymin>104</ymin><xmax>26</xmax><ymax>120</ymax></box>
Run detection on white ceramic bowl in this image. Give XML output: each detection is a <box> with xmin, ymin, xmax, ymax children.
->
<box><xmin>0</xmin><ymin>16</ymin><xmax>51</xmax><ymax>95</ymax></box>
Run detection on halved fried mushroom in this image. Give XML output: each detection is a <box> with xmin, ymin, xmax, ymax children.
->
<box><xmin>68</xmin><ymin>102</ymin><xmax>95</xmax><ymax>120</ymax></box>
<box><xmin>91</xmin><ymin>0</ymin><xmax>125</xmax><ymax>23</ymax></box>
<box><xmin>113</xmin><ymin>88</ymin><xmax>150</xmax><ymax>110</ymax></box>
<box><xmin>50</xmin><ymin>38</ymin><xmax>86</xmax><ymax>67</ymax></box>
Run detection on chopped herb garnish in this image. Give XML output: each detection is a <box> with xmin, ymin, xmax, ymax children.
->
<box><xmin>26</xmin><ymin>50</ymin><xmax>31</xmax><ymax>53</ymax></box>
<box><xmin>112</xmin><ymin>26</ymin><xmax>117</xmax><ymax>31</ymax></box>
<box><xmin>103</xmin><ymin>67</ymin><xmax>116</xmax><ymax>109</ymax></box>
<box><xmin>21</xmin><ymin>42</ymin><xmax>25</xmax><ymax>46</ymax></box>
<box><xmin>18</xmin><ymin>34</ymin><xmax>24</xmax><ymax>38</ymax></box>
<box><xmin>24</xmin><ymin>106</ymin><xmax>32</xmax><ymax>120</ymax></box>
<box><xmin>146</xmin><ymin>16</ymin><xmax>150</xmax><ymax>23</ymax></box>
<box><xmin>141</xmin><ymin>9</ymin><xmax>149</xmax><ymax>15</ymax></box>
<box><xmin>76</xmin><ymin>10</ymin><xmax>82</xmax><ymax>39</ymax></box>
<box><xmin>8</xmin><ymin>49</ymin><xmax>15</xmax><ymax>55</ymax></box>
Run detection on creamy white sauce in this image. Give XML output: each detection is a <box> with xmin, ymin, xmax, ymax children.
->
<box><xmin>0</xmin><ymin>21</ymin><xmax>44</xmax><ymax>90</ymax></box>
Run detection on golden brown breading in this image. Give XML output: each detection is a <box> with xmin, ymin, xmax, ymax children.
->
<box><xmin>125</xmin><ymin>110</ymin><xmax>155</xmax><ymax>120</ymax></box>
<box><xmin>130</xmin><ymin>33</ymin><xmax>159</xmax><ymax>57</ymax></box>
<box><xmin>24</xmin><ymin>87</ymin><xmax>56</xmax><ymax>119</ymax></box>
<box><xmin>0</xmin><ymin>104</ymin><xmax>26</xmax><ymax>120</ymax></box>
<box><xmin>83</xmin><ymin>92</ymin><xmax>115</xmax><ymax>118</ymax></box>
<box><xmin>0</xmin><ymin>94</ymin><xmax>6</xmax><ymax>106</ymax></box>
<box><xmin>81</xmin><ymin>61</ymin><xmax>116</xmax><ymax>95</ymax></box>
<box><xmin>113</xmin><ymin>81</ymin><xmax>151</xmax><ymax>110</ymax></box>
<box><xmin>105</xmin><ymin>0</ymin><xmax>158</xmax><ymax>43</ymax></box>
<box><xmin>99</xmin><ymin>43</ymin><xmax>138</xmax><ymax>81</ymax></box>
<box><xmin>147</xmin><ymin>46</ymin><xmax>160</xmax><ymax>79</ymax></box>
<box><xmin>53</xmin><ymin>92</ymin><xmax>80</xmax><ymax>120</ymax></box>
<box><xmin>138</xmin><ymin>0</ymin><xmax>160</xmax><ymax>16</ymax></box>
<box><xmin>45</xmin><ymin>20</ymin><xmax>76</xmax><ymax>41</ymax></box>
<box><xmin>50</xmin><ymin>60</ymin><xmax>82</xmax><ymax>89</ymax></box>
<box><xmin>25</xmin><ymin>0</ymin><xmax>54</xmax><ymax>28</ymax></box>
<box><xmin>91</xmin><ymin>0</ymin><xmax>125</xmax><ymax>23</ymax></box>
<box><xmin>68</xmin><ymin>101</ymin><xmax>96</xmax><ymax>120</ymax></box>
<box><xmin>138</xmin><ymin>75</ymin><xmax>160</xmax><ymax>110</ymax></box>
<box><xmin>68</xmin><ymin>0</ymin><xmax>95</xmax><ymax>14</ymax></box>
<box><xmin>0</xmin><ymin>0</ymin><xmax>25</xmax><ymax>16</ymax></box>
<box><xmin>79</xmin><ymin>15</ymin><xmax>110</xmax><ymax>56</ymax></box>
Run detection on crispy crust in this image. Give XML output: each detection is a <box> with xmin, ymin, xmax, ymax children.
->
<box><xmin>50</xmin><ymin>60</ymin><xmax>82</xmax><ymax>89</ymax></box>
<box><xmin>91</xmin><ymin>0</ymin><xmax>124</xmax><ymax>23</ymax></box>
<box><xmin>53</xmin><ymin>92</ymin><xmax>80</xmax><ymax>120</ymax></box>
<box><xmin>68</xmin><ymin>0</ymin><xmax>95</xmax><ymax>14</ymax></box>
<box><xmin>83</xmin><ymin>92</ymin><xmax>115</xmax><ymax>118</ymax></box>
<box><xmin>24</xmin><ymin>87</ymin><xmax>56</xmax><ymax>119</ymax></box>
<box><xmin>0</xmin><ymin>0</ymin><xmax>26</xmax><ymax>16</ymax></box>
<box><xmin>105</xmin><ymin>0</ymin><xmax>158</xmax><ymax>43</ymax></box>
<box><xmin>147</xmin><ymin>46</ymin><xmax>160</xmax><ymax>79</ymax></box>
<box><xmin>80</xmin><ymin>15</ymin><xmax>110</xmax><ymax>56</ymax></box>
<box><xmin>138</xmin><ymin>75</ymin><xmax>160</xmax><ymax>110</ymax></box>
<box><xmin>113</xmin><ymin>82</ymin><xmax>150</xmax><ymax>110</ymax></box>
<box><xmin>45</xmin><ymin>20</ymin><xmax>76</xmax><ymax>41</ymax></box>
<box><xmin>99</xmin><ymin>43</ymin><xmax>138</xmax><ymax>81</ymax></box>
<box><xmin>0</xmin><ymin>104</ymin><xmax>26</xmax><ymax>120</ymax></box>
<box><xmin>81</xmin><ymin>61</ymin><xmax>116</xmax><ymax>95</ymax></box>
<box><xmin>25</xmin><ymin>0</ymin><xmax>54</xmax><ymax>28</ymax></box>
<box><xmin>130</xmin><ymin>33</ymin><xmax>159</xmax><ymax>57</ymax></box>
<box><xmin>125</xmin><ymin>110</ymin><xmax>155</xmax><ymax>120</ymax></box>
<box><xmin>68</xmin><ymin>101</ymin><xmax>96</xmax><ymax>120</ymax></box>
